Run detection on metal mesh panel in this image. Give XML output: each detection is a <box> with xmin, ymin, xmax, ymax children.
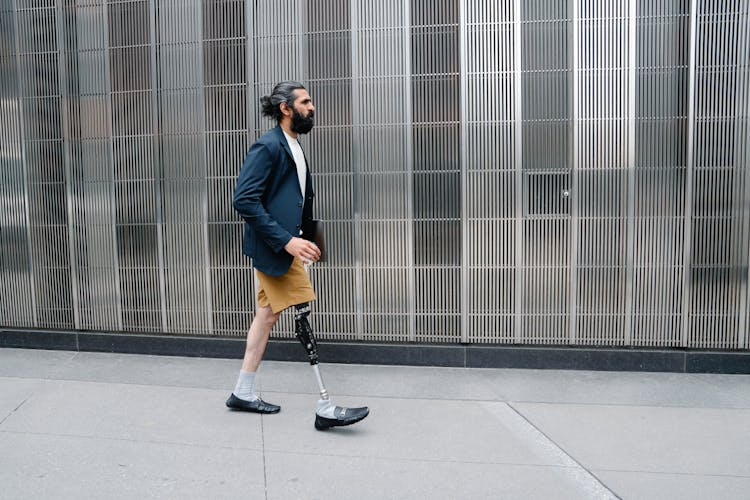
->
<box><xmin>412</xmin><ymin>0</ymin><xmax>461</xmax><ymax>342</ymax></box>
<box><xmin>575</xmin><ymin>2</ymin><xmax>629</xmax><ymax>346</ymax></box>
<box><xmin>465</xmin><ymin>0</ymin><xmax>515</xmax><ymax>343</ymax></box>
<box><xmin>65</xmin><ymin>2</ymin><xmax>118</xmax><ymax>332</ymax></box>
<box><xmin>0</xmin><ymin>2</ymin><xmax>36</xmax><ymax>327</ymax></box>
<box><xmin>520</xmin><ymin>0</ymin><xmax>571</xmax><ymax>344</ymax></box>
<box><xmin>1</xmin><ymin>0</ymin><xmax>749</xmax><ymax>350</ymax></box>
<box><xmin>157</xmin><ymin>0</ymin><xmax>212</xmax><ymax>334</ymax></box>
<box><xmin>203</xmin><ymin>0</ymin><xmax>253</xmax><ymax>336</ymax></box>
<box><xmin>632</xmin><ymin>0</ymin><xmax>690</xmax><ymax>347</ymax></box>
<box><xmin>352</xmin><ymin>0</ymin><xmax>413</xmax><ymax>341</ymax></box>
<box><xmin>688</xmin><ymin>1</ymin><xmax>749</xmax><ymax>348</ymax></box>
<box><xmin>14</xmin><ymin>3</ymin><xmax>73</xmax><ymax>329</ymax></box>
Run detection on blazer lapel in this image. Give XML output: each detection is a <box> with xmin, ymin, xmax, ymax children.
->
<box><xmin>274</xmin><ymin>126</ymin><xmax>296</xmax><ymax>166</ymax></box>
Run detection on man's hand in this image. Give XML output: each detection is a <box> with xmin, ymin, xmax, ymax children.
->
<box><xmin>284</xmin><ymin>237</ymin><xmax>321</xmax><ymax>263</ymax></box>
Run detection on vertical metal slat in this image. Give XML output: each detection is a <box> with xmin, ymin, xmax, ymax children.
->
<box><xmin>403</xmin><ymin>0</ymin><xmax>416</xmax><ymax>342</ymax></box>
<box><xmin>569</xmin><ymin>0</ymin><xmax>580</xmax><ymax>343</ymax></box>
<box><xmin>624</xmin><ymin>0</ymin><xmax>636</xmax><ymax>346</ymax></box>
<box><xmin>56</xmin><ymin>0</ymin><xmax>80</xmax><ymax>332</ymax></box>
<box><xmin>459</xmin><ymin>0</ymin><xmax>469</xmax><ymax>343</ymax></box>
<box><xmin>148</xmin><ymin>0</ymin><xmax>168</xmax><ymax>332</ymax></box>
<box><xmin>681</xmin><ymin>0</ymin><xmax>698</xmax><ymax>347</ymax></box>
<box><xmin>513</xmin><ymin>0</ymin><xmax>523</xmax><ymax>344</ymax></box>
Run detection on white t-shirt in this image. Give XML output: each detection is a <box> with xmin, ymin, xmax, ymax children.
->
<box><xmin>282</xmin><ymin>130</ymin><xmax>307</xmax><ymax>197</ymax></box>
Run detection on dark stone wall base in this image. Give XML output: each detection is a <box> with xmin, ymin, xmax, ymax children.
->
<box><xmin>2</xmin><ymin>328</ymin><xmax>749</xmax><ymax>374</ymax></box>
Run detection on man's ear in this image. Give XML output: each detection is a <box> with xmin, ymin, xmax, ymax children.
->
<box><xmin>280</xmin><ymin>101</ymin><xmax>293</xmax><ymax>117</ymax></box>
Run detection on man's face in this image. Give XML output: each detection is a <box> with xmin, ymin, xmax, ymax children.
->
<box><xmin>286</xmin><ymin>89</ymin><xmax>315</xmax><ymax>134</ymax></box>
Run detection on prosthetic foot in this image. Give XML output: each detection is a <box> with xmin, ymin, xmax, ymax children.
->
<box><xmin>314</xmin><ymin>400</ymin><xmax>370</xmax><ymax>430</ymax></box>
<box><xmin>294</xmin><ymin>303</ymin><xmax>370</xmax><ymax>430</ymax></box>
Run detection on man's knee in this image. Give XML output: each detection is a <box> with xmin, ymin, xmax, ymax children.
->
<box><xmin>254</xmin><ymin>306</ymin><xmax>280</xmax><ymax>329</ymax></box>
<box><xmin>256</xmin><ymin>306</ymin><xmax>281</xmax><ymax>323</ymax></box>
<box><xmin>269</xmin><ymin>311</ymin><xmax>281</xmax><ymax>326</ymax></box>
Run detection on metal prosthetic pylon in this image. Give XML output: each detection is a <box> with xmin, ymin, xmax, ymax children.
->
<box><xmin>294</xmin><ymin>303</ymin><xmax>329</xmax><ymax>400</ymax></box>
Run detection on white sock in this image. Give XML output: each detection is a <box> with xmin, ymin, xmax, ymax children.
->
<box><xmin>316</xmin><ymin>399</ymin><xmax>337</xmax><ymax>418</ymax></box>
<box><xmin>233</xmin><ymin>370</ymin><xmax>258</xmax><ymax>401</ymax></box>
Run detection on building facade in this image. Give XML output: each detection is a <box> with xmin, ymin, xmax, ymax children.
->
<box><xmin>1</xmin><ymin>0</ymin><xmax>749</xmax><ymax>349</ymax></box>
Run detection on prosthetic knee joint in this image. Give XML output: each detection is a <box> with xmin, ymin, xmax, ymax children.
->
<box><xmin>294</xmin><ymin>303</ymin><xmax>329</xmax><ymax>400</ymax></box>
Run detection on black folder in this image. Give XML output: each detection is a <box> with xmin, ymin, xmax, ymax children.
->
<box><xmin>304</xmin><ymin>219</ymin><xmax>326</xmax><ymax>262</ymax></box>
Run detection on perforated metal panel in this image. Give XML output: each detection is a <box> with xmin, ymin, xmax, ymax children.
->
<box><xmin>8</xmin><ymin>1</ymin><xmax>73</xmax><ymax>329</ymax></box>
<box><xmin>632</xmin><ymin>0</ymin><xmax>690</xmax><ymax>347</ymax></box>
<box><xmin>1</xmin><ymin>0</ymin><xmax>749</xmax><ymax>349</ymax></box>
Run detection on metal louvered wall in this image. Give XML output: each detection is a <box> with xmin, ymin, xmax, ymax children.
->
<box><xmin>1</xmin><ymin>0</ymin><xmax>749</xmax><ymax>350</ymax></box>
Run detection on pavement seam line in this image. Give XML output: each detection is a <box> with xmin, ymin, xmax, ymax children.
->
<box><xmin>261</xmin><ymin>414</ymin><xmax>269</xmax><ymax>500</ymax></box>
<box><xmin>589</xmin><ymin>467</ymin><xmax>750</xmax><ymax>480</ymax></box>
<box><xmin>0</xmin><ymin>396</ymin><xmax>31</xmax><ymax>426</ymax></box>
<box><xmin>497</xmin><ymin>401</ymin><xmax>622</xmax><ymax>500</ymax></box>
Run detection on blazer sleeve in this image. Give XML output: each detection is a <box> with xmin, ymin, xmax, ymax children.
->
<box><xmin>233</xmin><ymin>142</ymin><xmax>293</xmax><ymax>253</ymax></box>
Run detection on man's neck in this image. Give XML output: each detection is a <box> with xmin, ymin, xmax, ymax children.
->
<box><xmin>280</xmin><ymin>120</ymin><xmax>297</xmax><ymax>139</ymax></box>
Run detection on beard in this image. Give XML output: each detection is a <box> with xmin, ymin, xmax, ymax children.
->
<box><xmin>291</xmin><ymin>108</ymin><xmax>314</xmax><ymax>134</ymax></box>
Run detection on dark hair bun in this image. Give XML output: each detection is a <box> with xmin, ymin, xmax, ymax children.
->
<box><xmin>260</xmin><ymin>95</ymin><xmax>275</xmax><ymax>118</ymax></box>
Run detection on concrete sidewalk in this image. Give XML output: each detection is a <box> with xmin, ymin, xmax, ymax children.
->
<box><xmin>0</xmin><ymin>348</ymin><xmax>748</xmax><ymax>499</ymax></box>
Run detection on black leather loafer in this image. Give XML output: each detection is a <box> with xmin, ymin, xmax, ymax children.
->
<box><xmin>225</xmin><ymin>393</ymin><xmax>280</xmax><ymax>414</ymax></box>
<box><xmin>314</xmin><ymin>406</ymin><xmax>369</xmax><ymax>430</ymax></box>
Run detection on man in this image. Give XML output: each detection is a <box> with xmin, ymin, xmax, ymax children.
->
<box><xmin>227</xmin><ymin>81</ymin><xmax>369</xmax><ymax>430</ymax></box>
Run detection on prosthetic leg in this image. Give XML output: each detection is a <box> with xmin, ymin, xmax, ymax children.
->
<box><xmin>294</xmin><ymin>303</ymin><xmax>369</xmax><ymax>430</ymax></box>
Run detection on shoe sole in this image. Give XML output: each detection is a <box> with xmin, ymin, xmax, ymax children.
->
<box><xmin>226</xmin><ymin>405</ymin><xmax>280</xmax><ymax>414</ymax></box>
<box><xmin>225</xmin><ymin>400</ymin><xmax>281</xmax><ymax>414</ymax></box>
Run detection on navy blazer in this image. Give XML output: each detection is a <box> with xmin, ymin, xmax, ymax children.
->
<box><xmin>233</xmin><ymin>126</ymin><xmax>314</xmax><ymax>276</ymax></box>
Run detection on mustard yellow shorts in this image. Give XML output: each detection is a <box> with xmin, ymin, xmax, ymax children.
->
<box><xmin>255</xmin><ymin>258</ymin><xmax>316</xmax><ymax>314</ymax></box>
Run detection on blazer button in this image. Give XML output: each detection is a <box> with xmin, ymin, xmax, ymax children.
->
<box><xmin>298</xmin><ymin>202</ymin><xmax>303</xmax><ymax>207</ymax></box>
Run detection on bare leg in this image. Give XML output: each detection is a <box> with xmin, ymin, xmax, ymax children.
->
<box><xmin>226</xmin><ymin>305</ymin><xmax>282</xmax><ymax>413</ymax></box>
<box><xmin>242</xmin><ymin>305</ymin><xmax>280</xmax><ymax>372</ymax></box>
